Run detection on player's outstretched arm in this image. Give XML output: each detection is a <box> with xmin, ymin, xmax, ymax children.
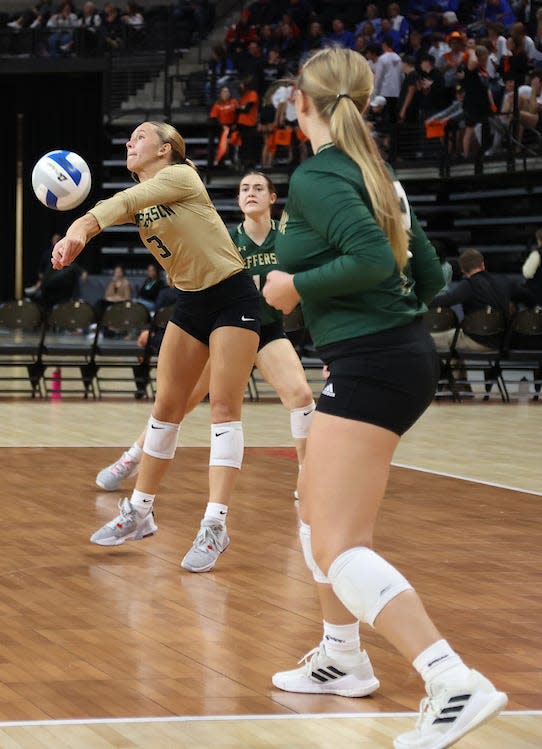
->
<box><xmin>51</xmin><ymin>214</ymin><xmax>101</xmax><ymax>269</ymax></box>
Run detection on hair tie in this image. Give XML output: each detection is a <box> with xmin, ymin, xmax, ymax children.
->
<box><xmin>336</xmin><ymin>93</ymin><xmax>352</xmax><ymax>101</ymax></box>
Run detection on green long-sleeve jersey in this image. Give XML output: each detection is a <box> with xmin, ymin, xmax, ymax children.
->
<box><xmin>230</xmin><ymin>220</ymin><xmax>283</xmax><ymax>326</ymax></box>
<box><xmin>275</xmin><ymin>145</ymin><xmax>444</xmax><ymax>347</ymax></box>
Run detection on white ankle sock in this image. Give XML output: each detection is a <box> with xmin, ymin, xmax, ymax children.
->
<box><xmin>130</xmin><ymin>489</ymin><xmax>155</xmax><ymax>517</ymax></box>
<box><xmin>413</xmin><ymin>639</ymin><xmax>471</xmax><ymax>689</ymax></box>
<box><xmin>126</xmin><ymin>443</ymin><xmax>143</xmax><ymax>462</ymax></box>
<box><xmin>204</xmin><ymin>502</ymin><xmax>228</xmax><ymax>524</ymax></box>
<box><xmin>323</xmin><ymin>620</ymin><xmax>361</xmax><ymax>664</ymax></box>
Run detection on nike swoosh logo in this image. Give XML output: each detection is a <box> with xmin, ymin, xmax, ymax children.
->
<box><xmin>303</xmin><ymin>410</ymin><xmax>313</xmax><ymax>416</ymax></box>
<box><xmin>151</xmin><ymin>425</ymin><xmax>164</xmax><ymax>429</ymax></box>
<box><xmin>241</xmin><ymin>315</ymin><xmax>256</xmax><ymax>321</ymax></box>
<box><xmin>214</xmin><ymin>431</ymin><xmax>227</xmax><ymax>437</ymax></box>
<box><xmin>142</xmin><ymin>498</ymin><xmax>153</xmax><ymax>503</ymax></box>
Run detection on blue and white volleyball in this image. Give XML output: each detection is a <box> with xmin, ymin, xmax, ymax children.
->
<box><xmin>32</xmin><ymin>150</ymin><xmax>91</xmax><ymax>211</ymax></box>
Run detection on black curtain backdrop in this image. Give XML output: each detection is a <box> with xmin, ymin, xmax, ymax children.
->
<box><xmin>1</xmin><ymin>71</ymin><xmax>103</xmax><ymax>301</ymax></box>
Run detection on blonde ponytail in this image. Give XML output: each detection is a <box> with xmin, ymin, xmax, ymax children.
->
<box><xmin>298</xmin><ymin>47</ymin><xmax>409</xmax><ymax>270</ymax></box>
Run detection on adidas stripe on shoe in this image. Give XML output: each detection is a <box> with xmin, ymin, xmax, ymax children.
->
<box><xmin>272</xmin><ymin>642</ymin><xmax>379</xmax><ymax>697</ymax></box>
<box><xmin>393</xmin><ymin>669</ymin><xmax>508</xmax><ymax>749</ymax></box>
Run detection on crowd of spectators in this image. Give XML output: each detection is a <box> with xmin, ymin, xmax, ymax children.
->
<box><xmin>206</xmin><ymin>0</ymin><xmax>542</xmax><ymax>166</ymax></box>
<box><xmin>1</xmin><ymin>0</ymin><xmax>212</xmax><ymax>55</ymax></box>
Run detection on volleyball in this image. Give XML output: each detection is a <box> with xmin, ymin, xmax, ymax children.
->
<box><xmin>32</xmin><ymin>150</ymin><xmax>91</xmax><ymax>211</ymax></box>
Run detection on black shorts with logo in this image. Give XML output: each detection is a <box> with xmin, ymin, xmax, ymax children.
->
<box><xmin>316</xmin><ymin>318</ymin><xmax>439</xmax><ymax>436</ymax></box>
<box><xmin>170</xmin><ymin>270</ymin><xmax>260</xmax><ymax>345</ymax></box>
<box><xmin>258</xmin><ymin>320</ymin><xmax>287</xmax><ymax>351</ymax></box>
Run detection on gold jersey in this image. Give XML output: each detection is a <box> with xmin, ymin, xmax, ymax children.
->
<box><xmin>89</xmin><ymin>164</ymin><xmax>244</xmax><ymax>291</ymax></box>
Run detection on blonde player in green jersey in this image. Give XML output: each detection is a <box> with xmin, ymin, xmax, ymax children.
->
<box><xmin>52</xmin><ymin>121</ymin><xmax>261</xmax><ymax>548</ymax></box>
<box><xmin>263</xmin><ymin>47</ymin><xmax>507</xmax><ymax>749</ymax></box>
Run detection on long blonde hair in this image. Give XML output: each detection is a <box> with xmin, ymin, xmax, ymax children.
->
<box><xmin>148</xmin><ymin>121</ymin><xmax>197</xmax><ymax>171</ymax></box>
<box><xmin>297</xmin><ymin>47</ymin><xmax>409</xmax><ymax>270</ymax></box>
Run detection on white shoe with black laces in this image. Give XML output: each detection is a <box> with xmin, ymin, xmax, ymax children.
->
<box><xmin>394</xmin><ymin>669</ymin><xmax>507</xmax><ymax>749</ymax></box>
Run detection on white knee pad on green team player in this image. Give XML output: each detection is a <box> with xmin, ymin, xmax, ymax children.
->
<box><xmin>143</xmin><ymin>416</ymin><xmax>180</xmax><ymax>459</ymax></box>
<box><xmin>210</xmin><ymin>421</ymin><xmax>244</xmax><ymax>468</ymax></box>
<box><xmin>299</xmin><ymin>520</ymin><xmax>329</xmax><ymax>584</ymax></box>
<box><xmin>290</xmin><ymin>400</ymin><xmax>316</xmax><ymax>439</ymax></box>
<box><xmin>328</xmin><ymin>547</ymin><xmax>413</xmax><ymax>627</ymax></box>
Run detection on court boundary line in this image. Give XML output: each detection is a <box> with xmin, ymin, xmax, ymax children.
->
<box><xmin>392</xmin><ymin>461</ymin><xmax>542</xmax><ymax>497</ymax></box>
<box><xmin>0</xmin><ymin>710</ymin><xmax>539</xmax><ymax>728</ymax></box>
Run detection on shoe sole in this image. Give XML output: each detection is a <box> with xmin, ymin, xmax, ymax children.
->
<box><xmin>393</xmin><ymin>691</ymin><xmax>508</xmax><ymax>749</ymax></box>
<box><xmin>180</xmin><ymin>539</ymin><xmax>230</xmax><ymax>572</ymax></box>
<box><xmin>90</xmin><ymin>522</ymin><xmax>157</xmax><ymax>547</ymax></box>
<box><xmin>271</xmin><ymin>675</ymin><xmax>380</xmax><ymax>698</ymax></box>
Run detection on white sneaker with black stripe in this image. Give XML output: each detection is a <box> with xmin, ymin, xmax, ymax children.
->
<box><xmin>394</xmin><ymin>669</ymin><xmax>507</xmax><ymax>749</ymax></box>
<box><xmin>272</xmin><ymin>641</ymin><xmax>379</xmax><ymax>697</ymax></box>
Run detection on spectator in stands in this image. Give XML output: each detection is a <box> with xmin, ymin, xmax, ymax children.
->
<box><xmin>417</xmin><ymin>53</ymin><xmax>447</xmax><ymax>121</ymax></box>
<box><xmin>46</xmin><ymin>1</ymin><xmax>78</xmax><ymax>56</ymax></box>
<box><xmin>324</xmin><ymin>17</ymin><xmax>355</xmax><ymax>49</ymax></box>
<box><xmin>506</xmin><ymin>21</ymin><xmax>541</xmax><ymax>69</ymax></box>
<box><xmin>237</xmin><ymin>40</ymin><xmax>265</xmax><ymax>95</ymax></box>
<box><xmin>427</xmin><ymin>32</ymin><xmax>451</xmax><ymax>70</ymax></box>
<box><xmin>237</xmin><ymin>77</ymin><xmax>260</xmax><ymax>169</ymax></box>
<box><xmin>121</xmin><ymin>1</ymin><xmax>145</xmax><ymax>49</ymax></box>
<box><xmin>398</xmin><ymin>54</ymin><xmax>419</xmax><ymax>124</ymax></box>
<box><xmin>104</xmin><ymin>265</ymin><xmax>132</xmax><ymax>303</ymax></box>
<box><xmin>278</xmin><ymin>20</ymin><xmax>302</xmax><ymax>63</ymax></box>
<box><xmin>205</xmin><ymin>44</ymin><xmax>235</xmax><ymax>104</ymax></box>
<box><xmin>262</xmin><ymin>47</ymin><xmax>286</xmax><ymax>92</ymax></box>
<box><xmin>7</xmin><ymin>0</ymin><xmax>50</xmax><ymax>31</ymax></box>
<box><xmin>522</xmin><ymin>227</ymin><xmax>542</xmax><ymax>306</ymax></box>
<box><xmin>134</xmin><ymin>263</ymin><xmax>166</xmax><ymax>312</ymax></box>
<box><xmin>25</xmin><ymin>232</ymin><xmax>62</xmax><ymax>297</ymax></box>
<box><xmin>404</xmin><ymin>28</ymin><xmax>425</xmax><ymax>65</ymax></box>
<box><xmin>209</xmin><ymin>85</ymin><xmax>238</xmax><ymax>165</ymax></box>
<box><xmin>439</xmin><ymin>30</ymin><xmax>465</xmax><ymax>90</ymax></box>
<box><xmin>462</xmin><ymin>42</ymin><xmax>496</xmax><ymax>159</ymax></box>
<box><xmin>375</xmin><ymin>18</ymin><xmax>402</xmax><ymax>52</ymax></box>
<box><xmin>101</xmin><ymin>2</ymin><xmax>124</xmax><ymax>51</ymax></box>
<box><xmin>441</xmin><ymin>10</ymin><xmax>462</xmax><ymax>35</ymax></box>
<box><xmin>34</xmin><ymin>263</ymin><xmax>84</xmax><ymax>310</ymax></box>
<box><xmin>355</xmin><ymin>4</ymin><xmax>382</xmax><ymax>38</ymax></box>
<box><xmin>78</xmin><ymin>1</ymin><xmax>102</xmax><ymax>55</ymax></box>
<box><xmin>285</xmin><ymin>0</ymin><xmax>312</xmax><ymax>34</ymax></box>
<box><xmin>387</xmin><ymin>2</ymin><xmax>410</xmax><ymax>47</ymax></box>
<box><xmin>366</xmin><ymin>95</ymin><xmax>392</xmax><ymax>154</ymax></box>
<box><xmin>483</xmin><ymin>0</ymin><xmax>518</xmax><ymax>29</ymax></box>
<box><xmin>224</xmin><ymin>10</ymin><xmax>259</xmax><ymax>57</ymax></box>
<box><xmin>373</xmin><ymin>34</ymin><xmax>403</xmax><ymax>121</ymax></box>
<box><xmin>425</xmin><ymin>83</ymin><xmax>466</xmax><ymax>160</ymax></box>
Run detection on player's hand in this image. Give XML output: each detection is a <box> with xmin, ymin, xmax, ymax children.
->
<box><xmin>263</xmin><ymin>270</ymin><xmax>301</xmax><ymax>314</ymax></box>
<box><xmin>51</xmin><ymin>234</ymin><xmax>85</xmax><ymax>269</ymax></box>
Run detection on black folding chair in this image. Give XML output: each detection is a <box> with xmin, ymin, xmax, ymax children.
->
<box><xmin>41</xmin><ymin>300</ymin><xmax>98</xmax><ymax>398</ymax></box>
<box><xmin>424</xmin><ymin>306</ymin><xmax>460</xmax><ymax>401</ymax></box>
<box><xmin>94</xmin><ymin>301</ymin><xmax>151</xmax><ymax>398</ymax></box>
<box><xmin>452</xmin><ymin>307</ymin><xmax>509</xmax><ymax>402</ymax></box>
<box><xmin>502</xmin><ymin>307</ymin><xmax>542</xmax><ymax>401</ymax></box>
<box><xmin>0</xmin><ymin>299</ymin><xmax>45</xmax><ymax>397</ymax></box>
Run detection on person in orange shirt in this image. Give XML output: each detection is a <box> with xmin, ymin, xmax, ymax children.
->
<box><xmin>209</xmin><ymin>86</ymin><xmax>239</xmax><ymax>165</ymax></box>
<box><xmin>237</xmin><ymin>77</ymin><xmax>260</xmax><ymax>169</ymax></box>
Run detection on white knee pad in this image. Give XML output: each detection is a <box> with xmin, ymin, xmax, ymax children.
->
<box><xmin>299</xmin><ymin>520</ymin><xmax>329</xmax><ymax>584</ymax></box>
<box><xmin>328</xmin><ymin>547</ymin><xmax>413</xmax><ymax>627</ymax></box>
<box><xmin>290</xmin><ymin>400</ymin><xmax>316</xmax><ymax>439</ymax></box>
<box><xmin>143</xmin><ymin>416</ymin><xmax>180</xmax><ymax>459</ymax></box>
<box><xmin>210</xmin><ymin>421</ymin><xmax>244</xmax><ymax>469</ymax></box>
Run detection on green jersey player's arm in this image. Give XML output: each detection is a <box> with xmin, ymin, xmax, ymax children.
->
<box><xmin>290</xmin><ymin>170</ymin><xmax>398</xmax><ymax>300</ymax></box>
<box><xmin>408</xmin><ymin>212</ymin><xmax>445</xmax><ymax>305</ymax></box>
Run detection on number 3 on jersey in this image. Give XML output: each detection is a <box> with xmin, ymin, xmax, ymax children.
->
<box><xmin>147</xmin><ymin>235</ymin><xmax>172</xmax><ymax>259</ymax></box>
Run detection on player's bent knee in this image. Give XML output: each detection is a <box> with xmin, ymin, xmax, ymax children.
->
<box><xmin>210</xmin><ymin>421</ymin><xmax>244</xmax><ymax>468</ymax></box>
<box><xmin>328</xmin><ymin>546</ymin><xmax>413</xmax><ymax>626</ymax></box>
<box><xmin>299</xmin><ymin>520</ymin><xmax>330</xmax><ymax>584</ymax></box>
<box><xmin>143</xmin><ymin>417</ymin><xmax>181</xmax><ymax>459</ymax></box>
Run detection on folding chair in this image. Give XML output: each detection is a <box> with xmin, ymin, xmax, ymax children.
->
<box><xmin>94</xmin><ymin>301</ymin><xmax>151</xmax><ymax>398</ymax></box>
<box><xmin>0</xmin><ymin>299</ymin><xmax>45</xmax><ymax>397</ymax></box>
<box><xmin>501</xmin><ymin>307</ymin><xmax>542</xmax><ymax>401</ymax></box>
<box><xmin>424</xmin><ymin>306</ymin><xmax>460</xmax><ymax>401</ymax></box>
<box><xmin>41</xmin><ymin>300</ymin><xmax>98</xmax><ymax>398</ymax></box>
<box><xmin>452</xmin><ymin>307</ymin><xmax>509</xmax><ymax>402</ymax></box>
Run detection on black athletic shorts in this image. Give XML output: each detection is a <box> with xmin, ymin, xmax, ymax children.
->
<box><xmin>316</xmin><ymin>318</ymin><xmax>439</xmax><ymax>436</ymax></box>
<box><xmin>170</xmin><ymin>270</ymin><xmax>260</xmax><ymax>345</ymax></box>
<box><xmin>258</xmin><ymin>320</ymin><xmax>287</xmax><ymax>351</ymax></box>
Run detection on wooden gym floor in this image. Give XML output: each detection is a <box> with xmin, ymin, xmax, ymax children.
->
<box><xmin>1</xmin><ymin>397</ymin><xmax>541</xmax><ymax>748</ymax></box>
